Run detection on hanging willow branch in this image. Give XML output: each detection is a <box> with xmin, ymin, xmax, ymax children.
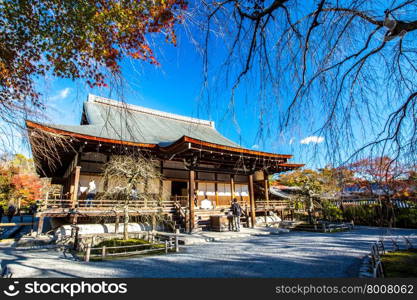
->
<box><xmin>27</xmin><ymin>127</ymin><xmax>76</xmax><ymax>175</ymax></box>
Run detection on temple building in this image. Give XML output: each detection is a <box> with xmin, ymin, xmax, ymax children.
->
<box><xmin>26</xmin><ymin>94</ymin><xmax>303</xmax><ymax>233</ymax></box>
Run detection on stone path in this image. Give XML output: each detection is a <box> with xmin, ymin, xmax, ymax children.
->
<box><xmin>1</xmin><ymin>226</ymin><xmax>416</xmax><ymax>278</ymax></box>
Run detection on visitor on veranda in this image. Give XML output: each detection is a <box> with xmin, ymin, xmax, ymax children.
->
<box><xmin>86</xmin><ymin>179</ymin><xmax>97</xmax><ymax>207</ymax></box>
<box><xmin>230</xmin><ymin>198</ymin><xmax>242</xmax><ymax>232</ymax></box>
<box><xmin>131</xmin><ymin>185</ymin><xmax>138</xmax><ymax>201</ymax></box>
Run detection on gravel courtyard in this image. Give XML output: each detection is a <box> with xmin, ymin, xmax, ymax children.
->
<box><xmin>1</xmin><ymin>226</ymin><xmax>416</xmax><ymax>278</ymax></box>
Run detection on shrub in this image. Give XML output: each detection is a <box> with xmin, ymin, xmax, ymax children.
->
<box><xmin>321</xmin><ymin>200</ymin><xmax>343</xmax><ymax>222</ymax></box>
<box><xmin>342</xmin><ymin>205</ymin><xmax>378</xmax><ymax>225</ymax></box>
<box><xmin>395</xmin><ymin>208</ymin><xmax>417</xmax><ymax>229</ymax></box>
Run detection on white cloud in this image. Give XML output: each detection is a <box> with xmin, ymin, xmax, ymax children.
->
<box><xmin>51</xmin><ymin>88</ymin><xmax>71</xmax><ymax>101</ymax></box>
<box><xmin>289</xmin><ymin>137</ymin><xmax>295</xmax><ymax>145</ymax></box>
<box><xmin>300</xmin><ymin>136</ymin><xmax>324</xmax><ymax>144</ymax></box>
<box><xmin>251</xmin><ymin>144</ymin><xmax>259</xmax><ymax>149</ymax></box>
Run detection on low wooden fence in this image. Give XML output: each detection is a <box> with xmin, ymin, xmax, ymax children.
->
<box><xmin>83</xmin><ymin>234</ymin><xmax>179</xmax><ymax>262</ymax></box>
<box><xmin>339</xmin><ymin>198</ymin><xmax>414</xmax><ymax>208</ymax></box>
<box><xmin>322</xmin><ymin>222</ymin><xmax>354</xmax><ymax>232</ymax></box>
<box><xmin>368</xmin><ymin>237</ymin><xmax>415</xmax><ymax>278</ymax></box>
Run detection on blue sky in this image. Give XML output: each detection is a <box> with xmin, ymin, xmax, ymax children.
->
<box><xmin>33</xmin><ymin>25</ymin><xmax>330</xmax><ymax>169</ymax></box>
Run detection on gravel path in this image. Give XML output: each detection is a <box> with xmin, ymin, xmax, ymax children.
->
<box><xmin>1</xmin><ymin>226</ymin><xmax>416</xmax><ymax>278</ymax></box>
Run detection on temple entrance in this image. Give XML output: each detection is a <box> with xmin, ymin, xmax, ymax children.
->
<box><xmin>171</xmin><ymin>181</ymin><xmax>188</xmax><ymax>196</ymax></box>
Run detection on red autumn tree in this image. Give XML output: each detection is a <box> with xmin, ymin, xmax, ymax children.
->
<box><xmin>0</xmin><ymin>0</ymin><xmax>187</xmax><ymax>153</ymax></box>
<box><xmin>11</xmin><ymin>173</ymin><xmax>43</xmax><ymax>207</ymax></box>
<box><xmin>348</xmin><ymin>156</ymin><xmax>408</xmax><ymax>196</ymax></box>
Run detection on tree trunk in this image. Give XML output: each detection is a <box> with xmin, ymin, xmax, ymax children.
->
<box><xmin>308</xmin><ymin>196</ymin><xmax>313</xmax><ymax>224</ymax></box>
<box><xmin>115</xmin><ymin>215</ymin><xmax>119</xmax><ymax>234</ymax></box>
<box><xmin>123</xmin><ymin>203</ymin><xmax>129</xmax><ymax>240</ymax></box>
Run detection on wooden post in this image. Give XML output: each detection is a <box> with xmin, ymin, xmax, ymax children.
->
<box><xmin>144</xmin><ymin>179</ymin><xmax>149</xmax><ymax>207</ymax></box>
<box><xmin>151</xmin><ymin>214</ymin><xmax>156</xmax><ymax>231</ymax></box>
<box><xmin>72</xmin><ymin>166</ymin><xmax>81</xmax><ymax>208</ymax></box>
<box><xmin>85</xmin><ymin>244</ymin><xmax>91</xmax><ymax>262</ymax></box>
<box><xmin>263</xmin><ymin>172</ymin><xmax>270</xmax><ymax>201</ymax></box>
<box><xmin>188</xmin><ymin>170</ymin><xmax>195</xmax><ymax>233</ymax></box>
<box><xmin>37</xmin><ymin>215</ymin><xmax>44</xmax><ymax>235</ymax></box>
<box><xmin>165</xmin><ymin>240</ymin><xmax>169</xmax><ymax>253</ymax></box>
<box><xmin>214</xmin><ymin>173</ymin><xmax>218</xmax><ymax>207</ymax></box>
<box><xmin>102</xmin><ymin>246</ymin><xmax>106</xmax><ymax>260</ymax></box>
<box><xmin>185</xmin><ymin>210</ymin><xmax>189</xmax><ymax>233</ymax></box>
<box><xmin>69</xmin><ymin>214</ymin><xmax>78</xmax><ymax>225</ymax></box>
<box><xmin>115</xmin><ymin>215</ymin><xmax>119</xmax><ymax>233</ymax></box>
<box><xmin>175</xmin><ymin>235</ymin><xmax>179</xmax><ymax>252</ymax></box>
<box><xmin>230</xmin><ymin>174</ymin><xmax>235</xmax><ymax>203</ymax></box>
<box><xmin>264</xmin><ymin>171</ymin><xmax>269</xmax><ymax>223</ymax></box>
<box><xmin>73</xmin><ymin>226</ymin><xmax>79</xmax><ymax>250</ymax></box>
<box><xmin>159</xmin><ymin>161</ymin><xmax>164</xmax><ymax>201</ymax></box>
<box><xmin>248</xmin><ymin>174</ymin><xmax>256</xmax><ymax>228</ymax></box>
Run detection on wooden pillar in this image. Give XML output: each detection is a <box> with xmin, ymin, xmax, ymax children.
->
<box><xmin>37</xmin><ymin>215</ymin><xmax>44</xmax><ymax>234</ymax></box>
<box><xmin>71</xmin><ymin>166</ymin><xmax>81</xmax><ymax>208</ymax></box>
<box><xmin>188</xmin><ymin>170</ymin><xmax>195</xmax><ymax>232</ymax></box>
<box><xmin>151</xmin><ymin>214</ymin><xmax>156</xmax><ymax>230</ymax></box>
<box><xmin>69</xmin><ymin>214</ymin><xmax>78</xmax><ymax>225</ymax></box>
<box><xmin>230</xmin><ymin>174</ymin><xmax>235</xmax><ymax>203</ymax></box>
<box><xmin>214</xmin><ymin>173</ymin><xmax>218</xmax><ymax>208</ymax></box>
<box><xmin>159</xmin><ymin>161</ymin><xmax>164</xmax><ymax>201</ymax></box>
<box><xmin>263</xmin><ymin>171</ymin><xmax>269</xmax><ymax>224</ymax></box>
<box><xmin>248</xmin><ymin>174</ymin><xmax>256</xmax><ymax>228</ymax></box>
<box><xmin>115</xmin><ymin>215</ymin><xmax>120</xmax><ymax>233</ymax></box>
<box><xmin>263</xmin><ymin>171</ymin><xmax>269</xmax><ymax>206</ymax></box>
<box><xmin>103</xmin><ymin>154</ymin><xmax>110</xmax><ymax>192</ymax></box>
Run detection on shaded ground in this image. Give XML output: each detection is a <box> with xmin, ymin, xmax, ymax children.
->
<box><xmin>1</xmin><ymin>226</ymin><xmax>416</xmax><ymax>278</ymax></box>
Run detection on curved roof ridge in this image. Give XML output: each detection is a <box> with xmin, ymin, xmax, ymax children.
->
<box><xmin>87</xmin><ymin>94</ymin><xmax>215</xmax><ymax>128</ymax></box>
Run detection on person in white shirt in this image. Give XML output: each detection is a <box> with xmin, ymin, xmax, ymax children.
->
<box><xmin>86</xmin><ymin>179</ymin><xmax>96</xmax><ymax>207</ymax></box>
<box><xmin>200</xmin><ymin>195</ymin><xmax>213</xmax><ymax>209</ymax></box>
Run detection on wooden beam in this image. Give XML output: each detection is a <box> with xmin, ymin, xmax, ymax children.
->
<box><xmin>0</xmin><ymin>223</ymin><xmax>34</xmax><ymax>227</ymax></box>
<box><xmin>188</xmin><ymin>170</ymin><xmax>195</xmax><ymax>232</ymax></box>
<box><xmin>27</xmin><ymin>120</ymin><xmax>156</xmax><ymax>149</ymax></box>
<box><xmin>183</xmin><ymin>136</ymin><xmax>293</xmax><ymax>159</ymax></box>
<box><xmin>248</xmin><ymin>174</ymin><xmax>256</xmax><ymax>228</ymax></box>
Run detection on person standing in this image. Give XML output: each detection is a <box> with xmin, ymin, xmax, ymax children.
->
<box><xmin>86</xmin><ymin>179</ymin><xmax>97</xmax><ymax>207</ymax></box>
<box><xmin>7</xmin><ymin>204</ymin><xmax>16</xmax><ymax>223</ymax></box>
<box><xmin>131</xmin><ymin>185</ymin><xmax>138</xmax><ymax>201</ymax></box>
<box><xmin>29</xmin><ymin>203</ymin><xmax>38</xmax><ymax>226</ymax></box>
<box><xmin>231</xmin><ymin>198</ymin><xmax>242</xmax><ymax>232</ymax></box>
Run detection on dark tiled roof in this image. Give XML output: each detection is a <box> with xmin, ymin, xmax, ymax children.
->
<box><xmin>42</xmin><ymin>94</ymin><xmax>241</xmax><ymax>147</ymax></box>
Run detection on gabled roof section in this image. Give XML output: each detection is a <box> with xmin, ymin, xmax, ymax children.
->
<box><xmin>35</xmin><ymin>94</ymin><xmax>241</xmax><ymax>148</ymax></box>
<box><xmin>85</xmin><ymin>94</ymin><xmax>216</xmax><ymax>128</ymax></box>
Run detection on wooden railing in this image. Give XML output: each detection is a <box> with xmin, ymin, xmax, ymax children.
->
<box><xmin>41</xmin><ymin>199</ymin><xmax>73</xmax><ymax>209</ymax></box>
<box><xmin>170</xmin><ymin>196</ymin><xmax>188</xmax><ymax>207</ymax></box>
<box><xmin>255</xmin><ymin>199</ymin><xmax>290</xmax><ymax>209</ymax></box>
<box><xmin>41</xmin><ymin>198</ymin><xmax>176</xmax><ymax>210</ymax></box>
